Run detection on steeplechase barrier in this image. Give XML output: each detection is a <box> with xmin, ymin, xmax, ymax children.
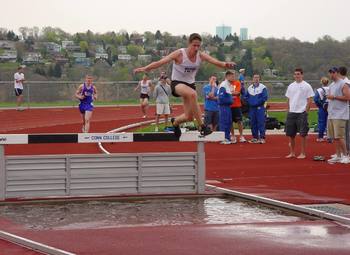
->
<box><xmin>0</xmin><ymin>132</ymin><xmax>224</xmax><ymax>201</ymax></box>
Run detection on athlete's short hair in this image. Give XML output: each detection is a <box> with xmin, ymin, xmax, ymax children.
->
<box><xmin>225</xmin><ymin>70</ymin><xmax>234</xmax><ymax>77</ymax></box>
<box><xmin>339</xmin><ymin>66</ymin><xmax>348</xmax><ymax>76</ymax></box>
<box><xmin>294</xmin><ymin>68</ymin><xmax>303</xmax><ymax>74</ymax></box>
<box><xmin>189</xmin><ymin>33</ymin><xmax>202</xmax><ymax>43</ymax></box>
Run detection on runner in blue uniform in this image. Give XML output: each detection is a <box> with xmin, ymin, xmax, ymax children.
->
<box><xmin>75</xmin><ymin>75</ymin><xmax>97</xmax><ymax>133</ymax></box>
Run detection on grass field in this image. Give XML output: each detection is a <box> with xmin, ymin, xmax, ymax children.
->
<box><xmin>135</xmin><ymin>110</ymin><xmax>319</xmax><ymax>133</ymax></box>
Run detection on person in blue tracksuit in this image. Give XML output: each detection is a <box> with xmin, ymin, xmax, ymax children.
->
<box><xmin>217</xmin><ymin>71</ymin><xmax>234</xmax><ymax>144</ymax></box>
<box><xmin>245</xmin><ymin>74</ymin><xmax>268</xmax><ymax>143</ymax></box>
<box><xmin>313</xmin><ymin>77</ymin><xmax>329</xmax><ymax>142</ymax></box>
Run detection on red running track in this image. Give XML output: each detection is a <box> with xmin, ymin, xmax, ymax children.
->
<box><xmin>1</xmin><ymin>106</ymin><xmax>350</xmax><ymax>255</ymax></box>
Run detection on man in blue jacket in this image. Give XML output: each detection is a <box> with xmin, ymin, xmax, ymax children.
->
<box><xmin>245</xmin><ymin>74</ymin><xmax>268</xmax><ymax>143</ymax></box>
<box><xmin>218</xmin><ymin>70</ymin><xmax>234</xmax><ymax>144</ymax></box>
<box><xmin>203</xmin><ymin>74</ymin><xmax>219</xmax><ymax>131</ymax></box>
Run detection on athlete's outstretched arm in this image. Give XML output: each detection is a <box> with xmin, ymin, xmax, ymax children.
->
<box><xmin>133</xmin><ymin>50</ymin><xmax>180</xmax><ymax>74</ymax></box>
<box><xmin>200</xmin><ymin>52</ymin><xmax>236</xmax><ymax>69</ymax></box>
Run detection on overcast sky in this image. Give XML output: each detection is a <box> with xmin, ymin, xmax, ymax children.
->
<box><xmin>1</xmin><ymin>0</ymin><xmax>349</xmax><ymax>42</ymax></box>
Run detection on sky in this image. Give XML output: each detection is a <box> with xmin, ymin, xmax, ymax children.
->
<box><xmin>0</xmin><ymin>0</ymin><xmax>349</xmax><ymax>42</ymax></box>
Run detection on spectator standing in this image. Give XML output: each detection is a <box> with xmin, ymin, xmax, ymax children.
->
<box><xmin>313</xmin><ymin>77</ymin><xmax>329</xmax><ymax>142</ymax></box>
<box><xmin>153</xmin><ymin>74</ymin><xmax>172</xmax><ymax>132</ymax></box>
<box><xmin>338</xmin><ymin>66</ymin><xmax>350</xmax><ymax>153</ymax></box>
<box><xmin>203</xmin><ymin>74</ymin><xmax>219</xmax><ymax>131</ymax></box>
<box><xmin>14</xmin><ymin>66</ymin><xmax>25</xmax><ymax>111</ymax></box>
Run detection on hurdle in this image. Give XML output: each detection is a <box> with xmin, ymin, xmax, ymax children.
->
<box><xmin>0</xmin><ymin>132</ymin><xmax>224</xmax><ymax>201</ymax></box>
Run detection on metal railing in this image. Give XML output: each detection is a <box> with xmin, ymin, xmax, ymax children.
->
<box><xmin>0</xmin><ymin>80</ymin><xmax>322</xmax><ymax>107</ymax></box>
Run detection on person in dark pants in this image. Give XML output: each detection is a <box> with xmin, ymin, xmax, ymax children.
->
<box><xmin>313</xmin><ymin>77</ymin><xmax>329</xmax><ymax>142</ymax></box>
<box><xmin>285</xmin><ymin>68</ymin><xmax>314</xmax><ymax>159</ymax></box>
<box><xmin>245</xmin><ymin>74</ymin><xmax>268</xmax><ymax>144</ymax></box>
<box><xmin>218</xmin><ymin>71</ymin><xmax>234</xmax><ymax>144</ymax></box>
<box><xmin>203</xmin><ymin>74</ymin><xmax>219</xmax><ymax>131</ymax></box>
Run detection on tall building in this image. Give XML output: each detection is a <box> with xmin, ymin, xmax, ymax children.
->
<box><xmin>240</xmin><ymin>28</ymin><xmax>248</xmax><ymax>41</ymax></box>
<box><xmin>216</xmin><ymin>25</ymin><xmax>232</xmax><ymax>40</ymax></box>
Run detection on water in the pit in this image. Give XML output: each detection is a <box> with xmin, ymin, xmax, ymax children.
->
<box><xmin>0</xmin><ymin>197</ymin><xmax>304</xmax><ymax>230</ymax></box>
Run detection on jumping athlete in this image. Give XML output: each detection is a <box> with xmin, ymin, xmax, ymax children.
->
<box><xmin>133</xmin><ymin>33</ymin><xmax>235</xmax><ymax>137</ymax></box>
<box><xmin>134</xmin><ymin>74</ymin><xmax>152</xmax><ymax>118</ymax></box>
<box><xmin>75</xmin><ymin>75</ymin><xmax>97</xmax><ymax>133</ymax></box>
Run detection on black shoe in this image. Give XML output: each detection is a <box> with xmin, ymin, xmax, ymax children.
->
<box><xmin>200</xmin><ymin>125</ymin><xmax>212</xmax><ymax>136</ymax></box>
<box><xmin>171</xmin><ymin>118</ymin><xmax>182</xmax><ymax>138</ymax></box>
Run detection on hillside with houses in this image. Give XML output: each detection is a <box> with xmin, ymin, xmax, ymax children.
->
<box><xmin>0</xmin><ymin>27</ymin><xmax>350</xmax><ymax>82</ymax></box>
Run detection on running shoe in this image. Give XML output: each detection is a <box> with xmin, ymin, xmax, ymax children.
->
<box><xmin>200</xmin><ymin>124</ymin><xmax>212</xmax><ymax>136</ymax></box>
<box><xmin>248</xmin><ymin>138</ymin><xmax>259</xmax><ymax>144</ymax></box>
<box><xmin>327</xmin><ymin>156</ymin><xmax>342</xmax><ymax>164</ymax></box>
<box><xmin>171</xmin><ymin>118</ymin><xmax>181</xmax><ymax>138</ymax></box>
<box><xmin>239</xmin><ymin>136</ymin><xmax>247</xmax><ymax>143</ymax></box>
<box><xmin>154</xmin><ymin>127</ymin><xmax>159</xmax><ymax>132</ymax></box>
<box><xmin>231</xmin><ymin>136</ymin><xmax>237</xmax><ymax>144</ymax></box>
<box><xmin>220</xmin><ymin>139</ymin><xmax>231</xmax><ymax>145</ymax></box>
<box><xmin>259</xmin><ymin>138</ymin><xmax>266</xmax><ymax>144</ymax></box>
<box><xmin>340</xmin><ymin>155</ymin><xmax>350</xmax><ymax>164</ymax></box>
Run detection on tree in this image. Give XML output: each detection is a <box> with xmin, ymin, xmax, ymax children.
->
<box><xmin>239</xmin><ymin>48</ymin><xmax>253</xmax><ymax>76</ymax></box>
<box><xmin>79</xmin><ymin>41</ymin><xmax>89</xmax><ymax>52</ymax></box>
<box><xmin>127</xmin><ymin>44</ymin><xmax>144</xmax><ymax>57</ymax></box>
<box><xmin>6</xmin><ymin>30</ymin><xmax>18</xmax><ymax>41</ymax></box>
<box><xmin>155</xmin><ymin>30</ymin><xmax>162</xmax><ymax>40</ymax></box>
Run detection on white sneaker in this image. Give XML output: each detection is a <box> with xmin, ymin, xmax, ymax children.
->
<box><xmin>142</xmin><ymin>115</ymin><xmax>147</xmax><ymax>118</ymax></box>
<box><xmin>220</xmin><ymin>139</ymin><xmax>231</xmax><ymax>145</ymax></box>
<box><xmin>331</xmin><ymin>153</ymin><xmax>343</xmax><ymax>159</ymax></box>
<box><xmin>231</xmin><ymin>136</ymin><xmax>237</xmax><ymax>144</ymax></box>
<box><xmin>239</xmin><ymin>136</ymin><xmax>247</xmax><ymax>143</ymax></box>
<box><xmin>259</xmin><ymin>138</ymin><xmax>266</xmax><ymax>144</ymax></box>
<box><xmin>340</xmin><ymin>155</ymin><xmax>350</xmax><ymax>164</ymax></box>
<box><xmin>328</xmin><ymin>156</ymin><xmax>342</xmax><ymax>164</ymax></box>
<box><xmin>155</xmin><ymin>127</ymin><xmax>159</xmax><ymax>132</ymax></box>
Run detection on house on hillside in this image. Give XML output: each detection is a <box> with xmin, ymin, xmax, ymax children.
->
<box><xmin>0</xmin><ymin>50</ymin><xmax>17</xmax><ymax>62</ymax></box>
<box><xmin>62</xmin><ymin>40</ymin><xmax>74</xmax><ymax>49</ymax></box>
<box><xmin>44</xmin><ymin>42</ymin><xmax>62</xmax><ymax>54</ymax></box>
<box><xmin>0</xmin><ymin>40</ymin><xmax>16</xmax><ymax>50</ymax></box>
<box><xmin>137</xmin><ymin>54</ymin><xmax>152</xmax><ymax>63</ymax></box>
<box><xmin>95</xmin><ymin>52</ymin><xmax>108</xmax><ymax>60</ymax></box>
<box><xmin>117</xmin><ymin>54</ymin><xmax>132</xmax><ymax>61</ymax></box>
<box><xmin>118</xmin><ymin>46</ymin><xmax>127</xmax><ymax>54</ymax></box>
<box><xmin>22</xmin><ymin>52</ymin><xmax>43</xmax><ymax>65</ymax></box>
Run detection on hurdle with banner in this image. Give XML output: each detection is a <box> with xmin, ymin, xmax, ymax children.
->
<box><xmin>0</xmin><ymin>132</ymin><xmax>224</xmax><ymax>201</ymax></box>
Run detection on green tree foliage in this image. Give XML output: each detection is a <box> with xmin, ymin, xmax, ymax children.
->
<box><xmin>239</xmin><ymin>48</ymin><xmax>253</xmax><ymax>76</ymax></box>
<box><xmin>79</xmin><ymin>41</ymin><xmax>89</xmax><ymax>52</ymax></box>
<box><xmin>127</xmin><ymin>44</ymin><xmax>145</xmax><ymax>57</ymax></box>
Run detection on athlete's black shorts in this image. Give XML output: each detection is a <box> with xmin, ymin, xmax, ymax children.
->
<box><xmin>14</xmin><ymin>88</ymin><xmax>23</xmax><ymax>96</ymax></box>
<box><xmin>140</xmin><ymin>93</ymin><xmax>150</xmax><ymax>99</ymax></box>
<box><xmin>171</xmin><ymin>80</ymin><xmax>196</xmax><ymax>97</ymax></box>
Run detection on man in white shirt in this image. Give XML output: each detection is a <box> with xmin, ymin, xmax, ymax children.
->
<box><xmin>338</xmin><ymin>66</ymin><xmax>350</xmax><ymax>154</ymax></box>
<box><xmin>285</xmin><ymin>68</ymin><xmax>314</xmax><ymax>159</ymax></box>
<box><xmin>14</xmin><ymin>66</ymin><xmax>25</xmax><ymax>111</ymax></box>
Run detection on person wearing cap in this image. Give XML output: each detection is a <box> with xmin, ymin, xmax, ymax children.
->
<box><xmin>285</xmin><ymin>68</ymin><xmax>314</xmax><ymax>159</ymax></box>
<box><xmin>326</xmin><ymin>67</ymin><xmax>350</xmax><ymax>164</ymax></box>
<box><xmin>202</xmin><ymin>74</ymin><xmax>219</xmax><ymax>131</ymax></box>
<box><xmin>14</xmin><ymin>66</ymin><xmax>25</xmax><ymax>111</ymax></box>
<box><xmin>153</xmin><ymin>74</ymin><xmax>172</xmax><ymax>132</ymax></box>
<box><xmin>313</xmin><ymin>77</ymin><xmax>330</xmax><ymax>142</ymax></box>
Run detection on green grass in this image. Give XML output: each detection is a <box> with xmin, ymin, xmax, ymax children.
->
<box><xmin>269</xmin><ymin>110</ymin><xmax>318</xmax><ymax>125</ymax></box>
<box><xmin>135</xmin><ymin>110</ymin><xmax>319</xmax><ymax>133</ymax></box>
<box><xmin>0</xmin><ymin>62</ymin><xmax>18</xmax><ymax>70</ymax></box>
